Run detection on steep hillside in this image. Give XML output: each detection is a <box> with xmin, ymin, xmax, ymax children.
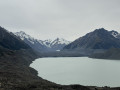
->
<box><xmin>0</xmin><ymin>27</ymin><xmax>30</xmax><ymax>50</ymax></box>
<box><xmin>63</xmin><ymin>28</ymin><xmax>120</xmax><ymax>50</ymax></box>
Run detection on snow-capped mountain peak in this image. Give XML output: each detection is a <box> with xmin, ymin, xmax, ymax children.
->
<box><xmin>15</xmin><ymin>31</ymin><xmax>34</xmax><ymax>40</ymax></box>
<box><xmin>41</xmin><ymin>38</ymin><xmax>71</xmax><ymax>48</ymax></box>
<box><xmin>14</xmin><ymin>31</ymin><xmax>43</xmax><ymax>45</ymax></box>
<box><xmin>51</xmin><ymin>38</ymin><xmax>70</xmax><ymax>45</ymax></box>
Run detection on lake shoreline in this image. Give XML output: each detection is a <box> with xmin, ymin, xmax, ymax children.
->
<box><xmin>30</xmin><ymin>57</ymin><xmax>120</xmax><ymax>89</ymax></box>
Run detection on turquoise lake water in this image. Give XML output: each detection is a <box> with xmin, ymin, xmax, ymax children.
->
<box><xmin>30</xmin><ymin>57</ymin><xmax>120</xmax><ymax>87</ymax></box>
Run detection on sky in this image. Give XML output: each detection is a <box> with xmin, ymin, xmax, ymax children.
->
<box><xmin>0</xmin><ymin>0</ymin><xmax>120</xmax><ymax>41</ymax></box>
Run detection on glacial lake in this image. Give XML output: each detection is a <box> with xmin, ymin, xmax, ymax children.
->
<box><xmin>30</xmin><ymin>57</ymin><xmax>120</xmax><ymax>87</ymax></box>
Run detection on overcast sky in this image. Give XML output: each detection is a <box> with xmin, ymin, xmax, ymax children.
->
<box><xmin>0</xmin><ymin>0</ymin><xmax>120</xmax><ymax>41</ymax></box>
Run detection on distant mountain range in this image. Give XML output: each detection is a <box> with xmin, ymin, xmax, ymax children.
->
<box><xmin>14</xmin><ymin>28</ymin><xmax>120</xmax><ymax>56</ymax></box>
<box><xmin>1</xmin><ymin>26</ymin><xmax>120</xmax><ymax>58</ymax></box>
<box><xmin>14</xmin><ymin>31</ymin><xmax>71</xmax><ymax>52</ymax></box>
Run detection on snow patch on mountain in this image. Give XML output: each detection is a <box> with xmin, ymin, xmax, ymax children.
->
<box><xmin>109</xmin><ymin>30</ymin><xmax>120</xmax><ymax>38</ymax></box>
<box><xmin>15</xmin><ymin>31</ymin><xmax>43</xmax><ymax>45</ymax></box>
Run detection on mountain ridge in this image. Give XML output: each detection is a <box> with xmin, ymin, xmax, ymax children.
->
<box><xmin>63</xmin><ymin>28</ymin><xmax>120</xmax><ymax>50</ymax></box>
<box><xmin>14</xmin><ymin>31</ymin><xmax>71</xmax><ymax>52</ymax></box>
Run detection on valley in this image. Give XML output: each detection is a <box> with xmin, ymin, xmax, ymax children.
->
<box><xmin>0</xmin><ymin>0</ymin><xmax>120</xmax><ymax>89</ymax></box>
<box><xmin>0</xmin><ymin>26</ymin><xmax>120</xmax><ymax>90</ymax></box>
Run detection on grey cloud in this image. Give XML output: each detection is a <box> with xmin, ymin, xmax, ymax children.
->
<box><xmin>0</xmin><ymin>0</ymin><xmax>120</xmax><ymax>40</ymax></box>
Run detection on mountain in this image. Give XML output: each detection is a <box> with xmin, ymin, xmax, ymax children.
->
<box><xmin>45</xmin><ymin>38</ymin><xmax>71</xmax><ymax>51</ymax></box>
<box><xmin>0</xmin><ymin>27</ymin><xmax>30</xmax><ymax>50</ymax></box>
<box><xmin>14</xmin><ymin>31</ymin><xmax>70</xmax><ymax>52</ymax></box>
<box><xmin>41</xmin><ymin>38</ymin><xmax>71</xmax><ymax>51</ymax></box>
<box><xmin>89</xmin><ymin>30</ymin><xmax>120</xmax><ymax>59</ymax></box>
<box><xmin>14</xmin><ymin>31</ymin><xmax>48</xmax><ymax>52</ymax></box>
<box><xmin>63</xmin><ymin>28</ymin><xmax>120</xmax><ymax>54</ymax></box>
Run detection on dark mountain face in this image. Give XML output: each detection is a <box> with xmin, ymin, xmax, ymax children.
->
<box><xmin>63</xmin><ymin>28</ymin><xmax>120</xmax><ymax>50</ymax></box>
<box><xmin>0</xmin><ymin>27</ymin><xmax>30</xmax><ymax>50</ymax></box>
